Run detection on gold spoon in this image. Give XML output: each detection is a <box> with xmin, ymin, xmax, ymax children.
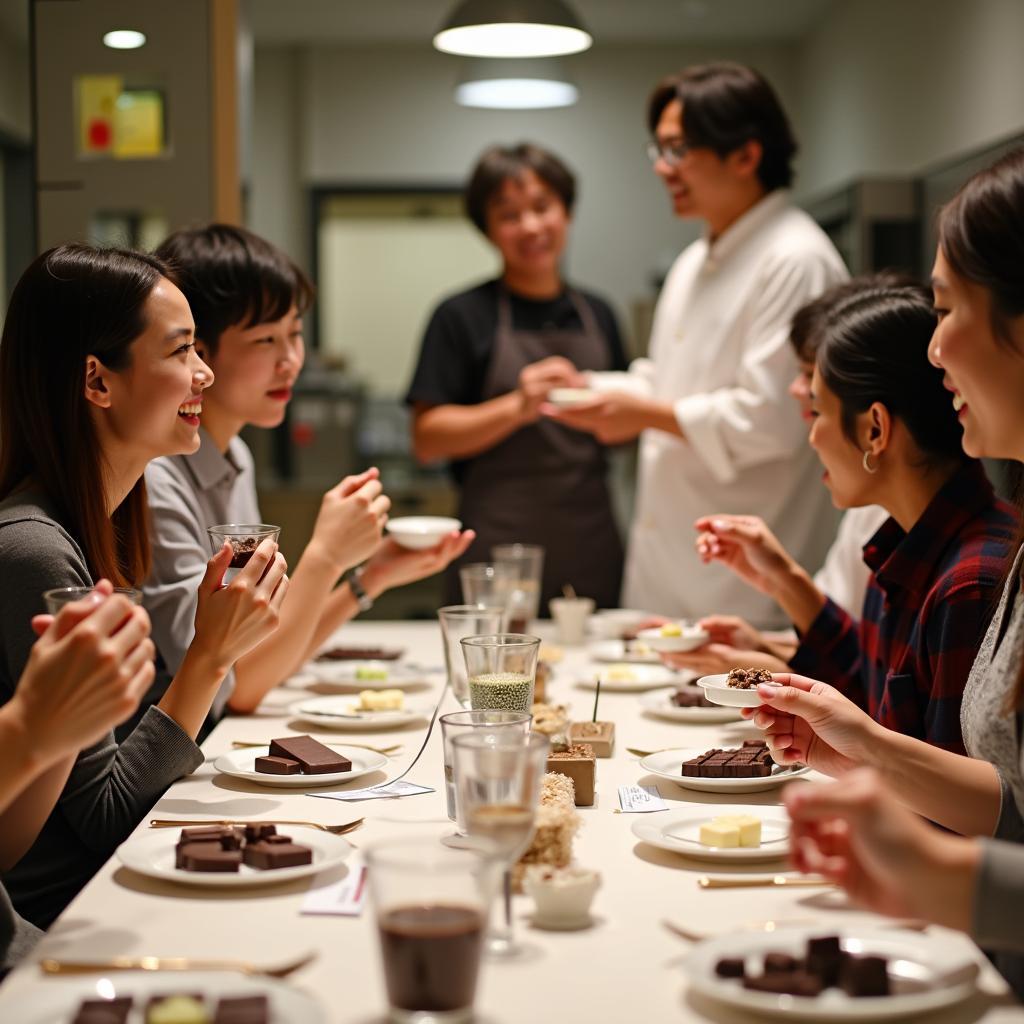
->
<box><xmin>41</xmin><ymin>950</ymin><xmax>316</xmax><ymax>979</ymax></box>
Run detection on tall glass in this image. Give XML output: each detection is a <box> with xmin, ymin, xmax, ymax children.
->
<box><xmin>439</xmin><ymin>710</ymin><xmax>531</xmax><ymax>822</ymax></box>
<box><xmin>492</xmin><ymin>544</ymin><xmax>544</xmax><ymax>631</ymax></box>
<box><xmin>458</xmin><ymin>562</ymin><xmax>516</xmax><ymax>614</ymax></box>
<box><xmin>451</xmin><ymin>731</ymin><xmax>549</xmax><ymax>958</ymax></box>
<box><xmin>461</xmin><ymin>634</ymin><xmax>540</xmax><ymax>714</ymax></box>
<box><xmin>438</xmin><ymin>605</ymin><xmax>507</xmax><ymax>708</ymax></box>
<box><xmin>367</xmin><ymin>837</ymin><xmax>499</xmax><ymax>1024</ymax></box>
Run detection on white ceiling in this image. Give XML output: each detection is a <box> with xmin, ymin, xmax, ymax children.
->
<box><xmin>242</xmin><ymin>0</ymin><xmax>838</xmax><ymax>46</ymax></box>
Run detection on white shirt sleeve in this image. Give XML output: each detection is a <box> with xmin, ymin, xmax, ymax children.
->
<box><xmin>672</xmin><ymin>253</ymin><xmax>843</xmax><ymax>485</ymax></box>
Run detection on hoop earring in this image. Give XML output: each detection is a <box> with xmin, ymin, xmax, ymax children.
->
<box><xmin>862</xmin><ymin>451</ymin><xmax>878</xmax><ymax>474</ymax></box>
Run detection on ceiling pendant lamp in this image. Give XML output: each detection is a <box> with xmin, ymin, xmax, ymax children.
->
<box><xmin>455</xmin><ymin>58</ymin><xmax>578</xmax><ymax>109</ymax></box>
<box><xmin>434</xmin><ymin>0</ymin><xmax>592</xmax><ymax>59</ymax></box>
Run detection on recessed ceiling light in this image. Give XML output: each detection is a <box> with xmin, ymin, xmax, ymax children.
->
<box><xmin>103</xmin><ymin>29</ymin><xmax>147</xmax><ymax>50</ymax></box>
<box><xmin>434</xmin><ymin>0</ymin><xmax>591</xmax><ymax>58</ymax></box>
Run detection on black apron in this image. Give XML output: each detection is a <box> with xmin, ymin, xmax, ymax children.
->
<box><xmin>445</xmin><ymin>287</ymin><xmax>624</xmax><ymax>612</ymax></box>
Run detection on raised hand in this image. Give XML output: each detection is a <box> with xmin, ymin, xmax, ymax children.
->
<box><xmin>693</xmin><ymin>514</ymin><xmax>797</xmax><ymax>594</ymax></box>
<box><xmin>518</xmin><ymin>356</ymin><xmax>584</xmax><ymax>422</ymax></box>
<box><xmin>362</xmin><ymin>530</ymin><xmax>476</xmax><ymax>596</ymax></box>
<box><xmin>306</xmin><ymin>467</ymin><xmax>390</xmax><ymax>574</ymax></box>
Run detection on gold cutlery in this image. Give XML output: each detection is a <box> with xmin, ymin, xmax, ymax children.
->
<box><xmin>698</xmin><ymin>874</ymin><xmax>834</xmax><ymax>889</ymax></box>
<box><xmin>41</xmin><ymin>950</ymin><xmax>316</xmax><ymax>979</ymax></box>
<box><xmin>627</xmin><ymin>746</ymin><xmax>683</xmax><ymax>758</ymax></box>
<box><xmin>148</xmin><ymin>817</ymin><xmax>363</xmax><ymax>836</ymax></box>
<box><xmin>662</xmin><ymin>917</ymin><xmax>928</xmax><ymax>942</ymax></box>
<box><xmin>231</xmin><ymin>739</ymin><xmax>401</xmax><ymax>755</ymax></box>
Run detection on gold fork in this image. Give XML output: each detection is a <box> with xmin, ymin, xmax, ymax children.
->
<box><xmin>148</xmin><ymin>817</ymin><xmax>363</xmax><ymax>836</ymax></box>
<box><xmin>231</xmin><ymin>739</ymin><xmax>401</xmax><ymax>755</ymax></box>
<box><xmin>41</xmin><ymin>950</ymin><xmax>316</xmax><ymax>979</ymax></box>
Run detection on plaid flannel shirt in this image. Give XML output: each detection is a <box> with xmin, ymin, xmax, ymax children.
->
<box><xmin>790</xmin><ymin>461</ymin><xmax>1017</xmax><ymax>753</ymax></box>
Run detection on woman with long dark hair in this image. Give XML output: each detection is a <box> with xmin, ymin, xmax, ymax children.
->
<box><xmin>746</xmin><ymin>149</ymin><xmax>1024</xmax><ymax>996</ymax></box>
<box><xmin>0</xmin><ymin>245</ymin><xmax>287</xmax><ymax>928</ymax></box>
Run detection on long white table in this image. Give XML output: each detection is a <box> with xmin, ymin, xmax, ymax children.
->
<box><xmin>1</xmin><ymin>622</ymin><xmax>1020</xmax><ymax>1022</ymax></box>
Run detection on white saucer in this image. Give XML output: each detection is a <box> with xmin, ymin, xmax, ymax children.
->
<box><xmin>577</xmin><ymin>664</ymin><xmax>688</xmax><ymax>692</ymax></box>
<box><xmin>639</xmin><ymin>687</ymin><xmax>743</xmax><ymax>723</ymax></box>
<box><xmin>301</xmin><ymin>660</ymin><xmax>428</xmax><ymax>690</ymax></box>
<box><xmin>639</xmin><ymin>748</ymin><xmax>810</xmax><ymax>794</ymax></box>
<box><xmin>214</xmin><ymin>745</ymin><xmax>388</xmax><ymax>788</ymax></box>
<box><xmin>697</xmin><ymin>672</ymin><xmax>782</xmax><ymax>707</ymax></box>
<box><xmin>631</xmin><ymin>805</ymin><xmax>789</xmax><ymax>862</ymax></box>
<box><xmin>293</xmin><ymin>695</ymin><xmax>431</xmax><ymax>730</ymax></box>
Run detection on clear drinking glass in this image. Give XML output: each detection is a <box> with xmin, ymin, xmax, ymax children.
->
<box><xmin>439</xmin><ymin>710</ymin><xmax>531</xmax><ymax>822</ymax></box>
<box><xmin>451</xmin><ymin>730</ymin><xmax>549</xmax><ymax>958</ymax></box>
<box><xmin>439</xmin><ymin>605</ymin><xmax>507</xmax><ymax>707</ymax></box>
<box><xmin>458</xmin><ymin>562</ymin><xmax>516</xmax><ymax>615</ymax></box>
<box><xmin>461</xmin><ymin>634</ymin><xmax>541</xmax><ymax>714</ymax></box>
<box><xmin>42</xmin><ymin>587</ymin><xmax>142</xmax><ymax>615</ymax></box>
<box><xmin>367</xmin><ymin>837</ymin><xmax>500</xmax><ymax>1024</ymax></box>
<box><xmin>492</xmin><ymin>543</ymin><xmax>544</xmax><ymax>631</ymax></box>
<box><xmin>206</xmin><ymin>523</ymin><xmax>281</xmax><ymax>583</ymax></box>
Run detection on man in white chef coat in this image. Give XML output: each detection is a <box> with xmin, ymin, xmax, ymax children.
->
<box><xmin>547</xmin><ymin>62</ymin><xmax>847</xmax><ymax>627</ymax></box>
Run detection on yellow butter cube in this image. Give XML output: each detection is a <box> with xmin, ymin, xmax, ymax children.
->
<box><xmin>713</xmin><ymin>814</ymin><xmax>762</xmax><ymax>847</ymax></box>
<box><xmin>699</xmin><ymin>820</ymin><xmax>740</xmax><ymax>847</ymax></box>
<box><xmin>357</xmin><ymin>689</ymin><xmax>404</xmax><ymax>711</ymax></box>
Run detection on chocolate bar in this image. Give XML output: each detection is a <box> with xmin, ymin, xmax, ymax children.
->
<box><xmin>671</xmin><ymin>687</ymin><xmax>714</xmax><ymax>708</ymax></box>
<box><xmin>254</xmin><ymin>755</ymin><xmax>301</xmax><ymax>775</ymax></box>
<box><xmin>176</xmin><ymin>842</ymin><xmax>242</xmax><ymax>872</ymax></box>
<box><xmin>839</xmin><ymin>955</ymin><xmax>890</xmax><ymax>997</ymax></box>
<box><xmin>244</xmin><ymin>823</ymin><xmax>277</xmax><ymax>842</ymax></box>
<box><xmin>243</xmin><ymin>837</ymin><xmax>313</xmax><ymax>870</ymax></box>
<box><xmin>806</xmin><ymin>934</ymin><xmax>844</xmax><ymax>986</ymax></box>
<box><xmin>681</xmin><ymin>743</ymin><xmax>774</xmax><ymax>778</ymax></box>
<box><xmin>268</xmin><ymin>735</ymin><xmax>352</xmax><ymax>774</ymax></box>
<box><xmin>743</xmin><ymin>969</ymin><xmax>824</xmax><ymax>996</ymax></box>
<box><xmin>215</xmin><ymin>994</ymin><xmax>270</xmax><ymax>1024</ymax></box>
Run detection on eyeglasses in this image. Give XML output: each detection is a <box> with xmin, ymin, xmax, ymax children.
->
<box><xmin>645</xmin><ymin>139</ymin><xmax>692</xmax><ymax>166</ymax></box>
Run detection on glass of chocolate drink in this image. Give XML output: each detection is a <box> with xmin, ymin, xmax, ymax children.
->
<box><xmin>451</xmin><ymin>730</ymin><xmax>549</xmax><ymax>958</ymax></box>
<box><xmin>492</xmin><ymin>544</ymin><xmax>544</xmax><ymax>632</ymax></box>
<box><xmin>460</xmin><ymin>634</ymin><xmax>541</xmax><ymax>715</ymax></box>
<box><xmin>207</xmin><ymin>523</ymin><xmax>280</xmax><ymax>584</ymax></box>
<box><xmin>42</xmin><ymin>587</ymin><xmax>142</xmax><ymax>615</ymax></box>
<box><xmin>438</xmin><ymin>605</ymin><xmax>508</xmax><ymax>707</ymax></box>
<box><xmin>367</xmin><ymin>837</ymin><xmax>499</xmax><ymax>1023</ymax></box>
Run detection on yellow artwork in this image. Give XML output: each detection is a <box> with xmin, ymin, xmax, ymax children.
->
<box><xmin>78</xmin><ymin>74</ymin><xmax>121</xmax><ymax>154</ymax></box>
<box><xmin>77</xmin><ymin>77</ymin><xmax>166</xmax><ymax>158</ymax></box>
<box><xmin>114</xmin><ymin>91</ymin><xmax>164</xmax><ymax>158</ymax></box>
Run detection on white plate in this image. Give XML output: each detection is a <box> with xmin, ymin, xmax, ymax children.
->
<box><xmin>639</xmin><ymin>748</ymin><xmax>810</xmax><ymax>793</ymax></box>
<box><xmin>639</xmin><ymin>687</ymin><xmax>743</xmax><ymax>723</ymax></box>
<box><xmin>698</xmin><ymin>672</ymin><xmax>782</xmax><ymax>707</ymax></box>
<box><xmin>301</xmin><ymin>660</ymin><xmax>428</xmax><ymax>689</ymax></box>
<box><xmin>636</xmin><ymin>623</ymin><xmax>710</xmax><ymax>653</ymax></box>
<box><xmin>115</xmin><ymin>828</ymin><xmax>351</xmax><ymax>889</ymax></box>
<box><xmin>588</xmin><ymin>639</ymin><xmax>662</xmax><ymax>664</ymax></box>
<box><xmin>293</xmin><ymin>695</ymin><xmax>431</xmax><ymax>730</ymax></box>
<box><xmin>547</xmin><ymin>387</ymin><xmax>597</xmax><ymax>408</ymax></box>
<box><xmin>631</xmin><ymin>805</ymin><xmax>789</xmax><ymax>862</ymax></box>
<box><xmin>684</xmin><ymin>925</ymin><xmax>979</xmax><ymax>1021</ymax></box>
<box><xmin>385</xmin><ymin>516</ymin><xmax>462</xmax><ymax>550</ymax></box>
<box><xmin>577</xmin><ymin>664</ymin><xmax>688</xmax><ymax>692</ymax></box>
<box><xmin>214</xmin><ymin>745</ymin><xmax>388</xmax><ymax>788</ymax></box>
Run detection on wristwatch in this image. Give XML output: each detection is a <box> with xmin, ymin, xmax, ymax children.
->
<box><xmin>344</xmin><ymin>566</ymin><xmax>374</xmax><ymax>613</ymax></box>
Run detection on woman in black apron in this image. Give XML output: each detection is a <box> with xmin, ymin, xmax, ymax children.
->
<box><xmin>405</xmin><ymin>143</ymin><xmax>626</xmax><ymax>612</ymax></box>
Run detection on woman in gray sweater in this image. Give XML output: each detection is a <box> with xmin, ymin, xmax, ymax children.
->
<box><xmin>747</xmin><ymin>148</ymin><xmax>1024</xmax><ymax>997</ymax></box>
<box><xmin>0</xmin><ymin>246</ymin><xmax>289</xmax><ymax>928</ymax></box>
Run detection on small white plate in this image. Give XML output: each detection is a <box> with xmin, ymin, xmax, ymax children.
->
<box><xmin>588</xmin><ymin>639</ymin><xmax>661</xmax><ymax>664</ymax></box>
<box><xmin>547</xmin><ymin>387</ymin><xmax>597</xmax><ymax>408</ymax></box>
<box><xmin>577</xmin><ymin>663</ymin><xmax>688</xmax><ymax>692</ymax></box>
<box><xmin>116</xmin><ymin>828</ymin><xmax>351</xmax><ymax>889</ymax></box>
<box><xmin>301</xmin><ymin>660</ymin><xmax>428</xmax><ymax>690</ymax></box>
<box><xmin>684</xmin><ymin>925</ymin><xmax>979</xmax><ymax>1021</ymax></box>
<box><xmin>385</xmin><ymin>516</ymin><xmax>462</xmax><ymax>550</ymax></box>
<box><xmin>639</xmin><ymin>687</ymin><xmax>743</xmax><ymax>723</ymax></box>
<box><xmin>697</xmin><ymin>672</ymin><xmax>782</xmax><ymax>708</ymax></box>
<box><xmin>631</xmin><ymin>805</ymin><xmax>789</xmax><ymax>862</ymax></box>
<box><xmin>293</xmin><ymin>695</ymin><xmax>431</xmax><ymax>730</ymax></box>
<box><xmin>639</xmin><ymin>748</ymin><xmax>810</xmax><ymax>794</ymax></box>
<box><xmin>636</xmin><ymin>623</ymin><xmax>710</xmax><ymax>653</ymax></box>
<box><xmin>214</xmin><ymin>746</ymin><xmax>388</xmax><ymax>788</ymax></box>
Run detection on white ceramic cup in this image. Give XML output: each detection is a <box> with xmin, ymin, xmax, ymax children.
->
<box><xmin>549</xmin><ymin>597</ymin><xmax>596</xmax><ymax>646</ymax></box>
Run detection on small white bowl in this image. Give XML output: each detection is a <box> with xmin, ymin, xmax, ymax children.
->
<box><xmin>385</xmin><ymin>516</ymin><xmax>462</xmax><ymax>550</ymax></box>
<box><xmin>587</xmin><ymin>608</ymin><xmax>652</xmax><ymax>639</ymax></box>
<box><xmin>637</xmin><ymin>623</ymin><xmax>709</xmax><ymax>653</ymax></box>
<box><xmin>696</xmin><ymin>672</ymin><xmax>781</xmax><ymax>708</ymax></box>
<box><xmin>547</xmin><ymin>387</ymin><xmax>597</xmax><ymax>409</ymax></box>
<box><xmin>523</xmin><ymin>865</ymin><xmax>601</xmax><ymax>929</ymax></box>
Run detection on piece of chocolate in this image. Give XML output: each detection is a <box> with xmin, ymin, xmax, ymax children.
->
<box><xmin>681</xmin><ymin>744</ymin><xmax>774</xmax><ymax>779</ymax></box>
<box><xmin>726</xmin><ymin>667</ymin><xmax>775</xmax><ymax>689</ymax></box>
<box><xmin>743</xmin><ymin>970</ymin><xmax>824</xmax><ymax>996</ymax></box>
<box><xmin>244</xmin><ymin>823</ymin><xmax>277</xmax><ymax>842</ymax></box>
<box><xmin>254</xmin><ymin>754</ymin><xmax>301</xmax><ymax>775</ymax></box>
<box><xmin>228</xmin><ymin>536</ymin><xmax>258</xmax><ymax>569</ymax></box>
<box><xmin>671</xmin><ymin>687</ymin><xmax>714</xmax><ymax>708</ymax></box>
<box><xmin>806</xmin><ymin>935</ymin><xmax>844</xmax><ymax>986</ymax></box>
<box><xmin>839</xmin><ymin>954</ymin><xmax>890</xmax><ymax>997</ymax></box>
<box><xmin>72</xmin><ymin>997</ymin><xmax>133</xmax><ymax>1024</ymax></box>
<box><xmin>714</xmin><ymin>957</ymin><xmax>746</xmax><ymax>978</ymax></box>
<box><xmin>242</xmin><ymin>839</ymin><xmax>313</xmax><ymax>870</ymax></box>
<box><xmin>545</xmin><ymin>742</ymin><xmax>596</xmax><ymax>805</ymax></box>
<box><xmin>181</xmin><ymin>825</ymin><xmax>241</xmax><ymax>843</ymax></box>
<box><xmin>268</xmin><ymin>735</ymin><xmax>351</xmax><ymax>774</ymax></box>
<box><xmin>764</xmin><ymin>952</ymin><xmax>800</xmax><ymax>973</ymax></box>
<box><xmin>215</xmin><ymin>994</ymin><xmax>270</xmax><ymax>1024</ymax></box>
<box><xmin>178</xmin><ymin>842</ymin><xmax>242</xmax><ymax>872</ymax></box>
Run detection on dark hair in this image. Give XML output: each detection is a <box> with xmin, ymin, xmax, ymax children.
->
<box><xmin>0</xmin><ymin>244</ymin><xmax>170</xmax><ymax>585</ymax></box>
<box><xmin>464</xmin><ymin>143</ymin><xmax>576</xmax><ymax>235</ymax></box>
<box><xmin>790</xmin><ymin>272</ymin><xmax>921</xmax><ymax>363</ymax></box>
<box><xmin>815</xmin><ymin>285</ymin><xmax>965</xmax><ymax>471</ymax></box>
<box><xmin>647</xmin><ymin>62</ymin><xmax>797</xmax><ymax>191</ymax></box>
<box><xmin>939</xmin><ymin>149</ymin><xmax>1024</xmax><ymax>711</ymax></box>
<box><xmin>155</xmin><ymin>224</ymin><xmax>314</xmax><ymax>358</ymax></box>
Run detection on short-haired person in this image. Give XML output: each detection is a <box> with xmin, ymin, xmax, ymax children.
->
<box><xmin>141</xmin><ymin>225</ymin><xmax>472</xmax><ymax>721</ymax></box>
<box><xmin>746</xmin><ymin>149</ymin><xmax>1024</xmax><ymax>997</ymax></box>
<box><xmin>547</xmin><ymin>62</ymin><xmax>847</xmax><ymax>626</ymax></box>
<box><xmin>678</xmin><ymin>285</ymin><xmax>1016</xmax><ymax>754</ymax></box>
<box><xmin>0</xmin><ymin>245</ymin><xmax>286</xmax><ymax>928</ymax></box>
<box><xmin>406</xmin><ymin>143</ymin><xmax>628</xmax><ymax>609</ymax></box>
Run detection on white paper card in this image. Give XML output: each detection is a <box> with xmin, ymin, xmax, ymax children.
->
<box><xmin>301</xmin><ymin>861</ymin><xmax>366</xmax><ymax>916</ymax></box>
<box><xmin>309</xmin><ymin>780</ymin><xmax>435</xmax><ymax>802</ymax></box>
<box><xmin>618</xmin><ymin>784</ymin><xmax>668</xmax><ymax>812</ymax></box>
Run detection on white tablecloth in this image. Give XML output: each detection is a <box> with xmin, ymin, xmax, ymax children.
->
<box><xmin>1</xmin><ymin>622</ymin><xmax>1019</xmax><ymax>1022</ymax></box>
